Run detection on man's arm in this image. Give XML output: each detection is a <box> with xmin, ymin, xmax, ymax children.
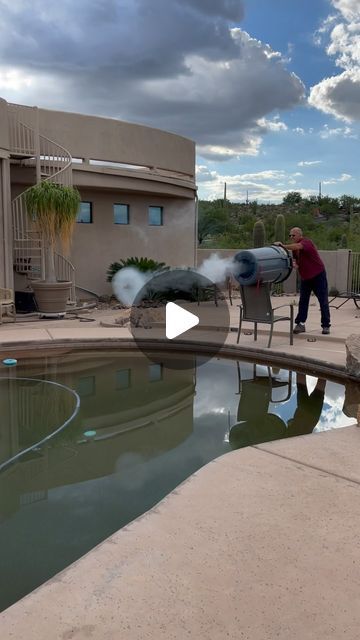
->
<box><xmin>274</xmin><ymin>241</ymin><xmax>303</xmax><ymax>251</ymax></box>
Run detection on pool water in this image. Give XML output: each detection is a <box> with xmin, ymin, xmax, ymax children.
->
<box><xmin>0</xmin><ymin>350</ymin><xmax>355</xmax><ymax>611</ymax></box>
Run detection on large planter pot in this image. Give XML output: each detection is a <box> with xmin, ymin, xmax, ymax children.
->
<box><xmin>31</xmin><ymin>281</ymin><xmax>72</xmax><ymax>317</ymax></box>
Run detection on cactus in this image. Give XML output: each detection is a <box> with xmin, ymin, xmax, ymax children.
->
<box><xmin>274</xmin><ymin>214</ymin><xmax>285</xmax><ymax>244</ymax></box>
<box><xmin>253</xmin><ymin>220</ymin><xmax>266</xmax><ymax>248</ymax></box>
<box><xmin>340</xmin><ymin>234</ymin><xmax>348</xmax><ymax>249</ymax></box>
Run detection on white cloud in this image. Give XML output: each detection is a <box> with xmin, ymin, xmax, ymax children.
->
<box><xmin>196</xmin><ymin>166</ymin><xmax>317</xmax><ymax>202</ymax></box>
<box><xmin>257</xmin><ymin>116</ymin><xmax>288</xmax><ymax>132</ymax></box>
<box><xmin>309</xmin><ymin>1</ymin><xmax>360</xmax><ymax>121</ymax></box>
<box><xmin>292</xmin><ymin>127</ymin><xmax>305</xmax><ymax>134</ymax></box>
<box><xmin>319</xmin><ymin>123</ymin><xmax>358</xmax><ymax>138</ymax></box>
<box><xmin>298</xmin><ymin>160</ymin><xmax>323</xmax><ymax>166</ymax></box>
<box><xmin>323</xmin><ymin>172</ymin><xmax>352</xmax><ymax>184</ymax></box>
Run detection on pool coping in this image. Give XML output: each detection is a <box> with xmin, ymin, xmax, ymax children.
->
<box><xmin>1</xmin><ymin>330</ymin><xmax>360</xmax><ymax>639</ymax></box>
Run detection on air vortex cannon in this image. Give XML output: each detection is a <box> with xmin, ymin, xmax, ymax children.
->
<box><xmin>233</xmin><ymin>245</ymin><xmax>293</xmax><ymax>286</ymax></box>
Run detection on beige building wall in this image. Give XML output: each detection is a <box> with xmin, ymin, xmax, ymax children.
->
<box><xmin>37</xmin><ymin>108</ymin><xmax>195</xmax><ymax>177</ymax></box>
<box><xmin>2</xmin><ymin>97</ymin><xmax>197</xmax><ymax>296</ymax></box>
<box><xmin>72</xmin><ymin>189</ymin><xmax>196</xmax><ymax>295</ymax></box>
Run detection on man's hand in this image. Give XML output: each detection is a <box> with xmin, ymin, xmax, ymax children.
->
<box><xmin>273</xmin><ymin>241</ymin><xmax>283</xmax><ymax>247</ymax></box>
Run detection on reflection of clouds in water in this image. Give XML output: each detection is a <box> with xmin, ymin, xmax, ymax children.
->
<box><xmin>315</xmin><ymin>381</ymin><xmax>354</xmax><ymax>432</ymax></box>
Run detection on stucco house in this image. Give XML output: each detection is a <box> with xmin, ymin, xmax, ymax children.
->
<box><xmin>0</xmin><ymin>97</ymin><xmax>197</xmax><ymax>300</ymax></box>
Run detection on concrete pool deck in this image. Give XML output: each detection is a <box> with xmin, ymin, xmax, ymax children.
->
<box><xmin>0</xmin><ymin>294</ymin><xmax>359</xmax><ymax>639</ymax></box>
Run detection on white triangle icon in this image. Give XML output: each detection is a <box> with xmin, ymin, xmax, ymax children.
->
<box><xmin>165</xmin><ymin>302</ymin><xmax>199</xmax><ymax>339</ymax></box>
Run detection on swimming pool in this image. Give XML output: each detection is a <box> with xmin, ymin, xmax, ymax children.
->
<box><xmin>0</xmin><ymin>349</ymin><xmax>355</xmax><ymax>611</ymax></box>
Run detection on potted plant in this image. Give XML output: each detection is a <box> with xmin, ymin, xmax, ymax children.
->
<box><xmin>25</xmin><ymin>180</ymin><xmax>81</xmax><ymax>317</ymax></box>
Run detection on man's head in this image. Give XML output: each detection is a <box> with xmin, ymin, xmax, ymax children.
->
<box><xmin>288</xmin><ymin>227</ymin><xmax>303</xmax><ymax>242</ymax></box>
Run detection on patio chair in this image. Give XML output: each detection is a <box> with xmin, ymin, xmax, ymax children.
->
<box><xmin>328</xmin><ymin>291</ymin><xmax>360</xmax><ymax>309</ymax></box>
<box><xmin>0</xmin><ymin>288</ymin><xmax>16</xmax><ymax>323</ymax></box>
<box><xmin>236</xmin><ymin>283</ymin><xmax>293</xmax><ymax>348</ymax></box>
<box><xmin>229</xmin><ymin>362</ymin><xmax>292</xmax><ymax>448</ymax></box>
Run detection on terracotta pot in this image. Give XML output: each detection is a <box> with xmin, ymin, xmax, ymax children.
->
<box><xmin>31</xmin><ymin>281</ymin><xmax>72</xmax><ymax>317</ymax></box>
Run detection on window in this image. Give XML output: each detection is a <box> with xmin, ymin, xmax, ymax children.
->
<box><xmin>116</xmin><ymin>368</ymin><xmax>131</xmax><ymax>390</ymax></box>
<box><xmin>148</xmin><ymin>206</ymin><xmax>163</xmax><ymax>226</ymax></box>
<box><xmin>114</xmin><ymin>204</ymin><xmax>129</xmax><ymax>225</ymax></box>
<box><xmin>76</xmin><ymin>201</ymin><xmax>93</xmax><ymax>223</ymax></box>
<box><xmin>148</xmin><ymin>363</ymin><xmax>163</xmax><ymax>382</ymax></box>
<box><xmin>77</xmin><ymin>375</ymin><xmax>96</xmax><ymax>397</ymax></box>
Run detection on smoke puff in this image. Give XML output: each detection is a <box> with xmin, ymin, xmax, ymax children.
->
<box><xmin>112</xmin><ymin>267</ymin><xmax>152</xmax><ymax>306</ymax></box>
<box><xmin>197</xmin><ymin>253</ymin><xmax>236</xmax><ymax>283</ymax></box>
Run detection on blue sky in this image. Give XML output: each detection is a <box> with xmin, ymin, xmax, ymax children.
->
<box><xmin>0</xmin><ymin>0</ymin><xmax>359</xmax><ymax>202</ymax></box>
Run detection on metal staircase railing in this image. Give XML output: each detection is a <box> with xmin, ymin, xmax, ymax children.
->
<box><xmin>10</xmin><ymin>105</ymin><xmax>76</xmax><ymax>304</ymax></box>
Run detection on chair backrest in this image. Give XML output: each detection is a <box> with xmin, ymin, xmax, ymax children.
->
<box><xmin>239</xmin><ymin>284</ymin><xmax>273</xmax><ymax>323</ymax></box>
<box><xmin>0</xmin><ymin>288</ymin><xmax>14</xmax><ymax>304</ymax></box>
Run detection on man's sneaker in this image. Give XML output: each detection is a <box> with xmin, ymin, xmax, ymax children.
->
<box><xmin>293</xmin><ymin>324</ymin><xmax>305</xmax><ymax>334</ymax></box>
<box><xmin>322</xmin><ymin>327</ymin><xmax>330</xmax><ymax>335</ymax></box>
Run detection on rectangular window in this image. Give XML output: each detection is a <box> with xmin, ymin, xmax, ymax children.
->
<box><xmin>148</xmin><ymin>206</ymin><xmax>163</xmax><ymax>226</ymax></box>
<box><xmin>76</xmin><ymin>201</ymin><xmax>92</xmax><ymax>223</ymax></box>
<box><xmin>148</xmin><ymin>363</ymin><xmax>163</xmax><ymax>382</ymax></box>
<box><xmin>77</xmin><ymin>375</ymin><xmax>96</xmax><ymax>397</ymax></box>
<box><xmin>114</xmin><ymin>204</ymin><xmax>130</xmax><ymax>225</ymax></box>
<box><xmin>116</xmin><ymin>368</ymin><xmax>131</xmax><ymax>390</ymax></box>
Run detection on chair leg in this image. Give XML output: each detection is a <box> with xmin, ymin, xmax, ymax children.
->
<box><xmin>268</xmin><ymin>323</ymin><xmax>274</xmax><ymax>348</ymax></box>
<box><xmin>237</xmin><ymin>307</ymin><xmax>243</xmax><ymax>343</ymax></box>
<box><xmin>290</xmin><ymin>305</ymin><xmax>294</xmax><ymax>345</ymax></box>
<box><xmin>254</xmin><ymin>322</ymin><xmax>257</xmax><ymax>341</ymax></box>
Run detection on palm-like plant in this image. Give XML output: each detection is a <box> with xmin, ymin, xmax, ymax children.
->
<box><xmin>25</xmin><ymin>181</ymin><xmax>81</xmax><ymax>283</ymax></box>
<box><xmin>107</xmin><ymin>256</ymin><xmax>167</xmax><ymax>282</ymax></box>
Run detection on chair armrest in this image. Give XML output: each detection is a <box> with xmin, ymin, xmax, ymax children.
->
<box><xmin>272</xmin><ymin>303</ymin><xmax>294</xmax><ymax>311</ymax></box>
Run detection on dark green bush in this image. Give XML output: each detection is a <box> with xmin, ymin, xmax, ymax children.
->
<box><xmin>107</xmin><ymin>257</ymin><xmax>168</xmax><ymax>282</ymax></box>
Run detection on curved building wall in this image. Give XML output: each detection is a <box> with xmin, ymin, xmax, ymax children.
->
<box><xmin>3</xmin><ymin>99</ymin><xmax>197</xmax><ymax>294</ymax></box>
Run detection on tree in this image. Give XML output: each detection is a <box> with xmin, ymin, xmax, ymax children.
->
<box><xmin>25</xmin><ymin>181</ymin><xmax>81</xmax><ymax>283</ymax></box>
<box><xmin>282</xmin><ymin>191</ymin><xmax>302</xmax><ymax>206</ymax></box>
<box><xmin>198</xmin><ymin>202</ymin><xmax>229</xmax><ymax>245</ymax></box>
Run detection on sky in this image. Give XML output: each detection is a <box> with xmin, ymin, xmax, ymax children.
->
<box><xmin>0</xmin><ymin>0</ymin><xmax>360</xmax><ymax>203</ymax></box>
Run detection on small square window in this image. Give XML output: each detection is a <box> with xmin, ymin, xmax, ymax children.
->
<box><xmin>148</xmin><ymin>206</ymin><xmax>163</xmax><ymax>226</ymax></box>
<box><xmin>114</xmin><ymin>204</ymin><xmax>129</xmax><ymax>225</ymax></box>
<box><xmin>76</xmin><ymin>202</ymin><xmax>92</xmax><ymax>223</ymax></box>
<box><xmin>77</xmin><ymin>375</ymin><xmax>96</xmax><ymax>397</ymax></box>
<box><xmin>116</xmin><ymin>368</ymin><xmax>131</xmax><ymax>390</ymax></box>
<box><xmin>148</xmin><ymin>363</ymin><xmax>163</xmax><ymax>382</ymax></box>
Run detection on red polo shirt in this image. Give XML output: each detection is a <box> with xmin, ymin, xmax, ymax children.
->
<box><xmin>294</xmin><ymin>237</ymin><xmax>325</xmax><ymax>280</ymax></box>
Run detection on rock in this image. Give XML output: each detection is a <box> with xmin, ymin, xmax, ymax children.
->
<box><xmin>345</xmin><ymin>334</ymin><xmax>360</xmax><ymax>378</ymax></box>
<box><xmin>343</xmin><ymin>380</ymin><xmax>360</xmax><ymax>422</ymax></box>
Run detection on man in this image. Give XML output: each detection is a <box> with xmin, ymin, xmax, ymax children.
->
<box><xmin>275</xmin><ymin>227</ymin><xmax>331</xmax><ymax>335</ymax></box>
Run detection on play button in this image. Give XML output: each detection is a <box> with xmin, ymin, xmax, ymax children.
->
<box><xmin>125</xmin><ymin>268</ymin><xmax>230</xmax><ymax>370</ymax></box>
<box><xmin>166</xmin><ymin>302</ymin><xmax>199</xmax><ymax>339</ymax></box>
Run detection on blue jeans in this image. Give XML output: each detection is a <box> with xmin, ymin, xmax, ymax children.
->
<box><xmin>295</xmin><ymin>270</ymin><xmax>331</xmax><ymax>328</ymax></box>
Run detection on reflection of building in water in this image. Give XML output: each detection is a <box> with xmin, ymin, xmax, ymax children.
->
<box><xmin>0</xmin><ymin>351</ymin><xmax>195</xmax><ymax>518</ymax></box>
<box><xmin>229</xmin><ymin>366</ymin><xmax>326</xmax><ymax>449</ymax></box>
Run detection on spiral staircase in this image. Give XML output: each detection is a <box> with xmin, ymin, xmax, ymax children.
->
<box><xmin>9</xmin><ymin>104</ymin><xmax>76</xmax><ymax>304</ymax></box>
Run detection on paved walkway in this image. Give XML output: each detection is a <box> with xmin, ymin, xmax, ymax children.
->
<box><xmin>0</xmin><ymin>294</ymin><xmax>359</xmax><ymax>639</ymax></box>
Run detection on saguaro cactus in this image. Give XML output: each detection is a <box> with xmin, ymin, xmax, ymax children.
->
<box><xmin>253</xmin><ymin>219</ymin><xmax>266</xmax><ymax>248</ymax></box>
<box><xmin>274</xmin><ymin>214</ymin><xmax>285</xmax><ymax>244</ymax></box>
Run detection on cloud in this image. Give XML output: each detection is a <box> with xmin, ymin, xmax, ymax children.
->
<box><xmin>196</xmin><ymin>166</ymin><xmax>317</xmax><ymax>202</ymax></box>
<box><xmin>319</xmin><ymin>123</ymin><xmax>358</xmax><ymax>138</ymax></box>
<box><xmin>309</xmin><ymin>1</ymin><xmax>360</xmax><ymax>121</ymax></box>
<box><xmin>298</xmin><ymin>160</ymin><xmax>323</xmax><ymax>166</ymax></box>
<box><xmin>0</xmin><ymin>0</ymin><xmax>305</xmax><ymax>160</ymax></box>
<box><xmin>323</xmin><ymin>172</ymin><xmax>352</xmax><ymax>184</ymax></box>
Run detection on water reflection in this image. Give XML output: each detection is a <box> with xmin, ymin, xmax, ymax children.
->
<box><xmin>0</xmin><ymin>351</ymin><xmax>355</xmax><ymax>612</ymax></box>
